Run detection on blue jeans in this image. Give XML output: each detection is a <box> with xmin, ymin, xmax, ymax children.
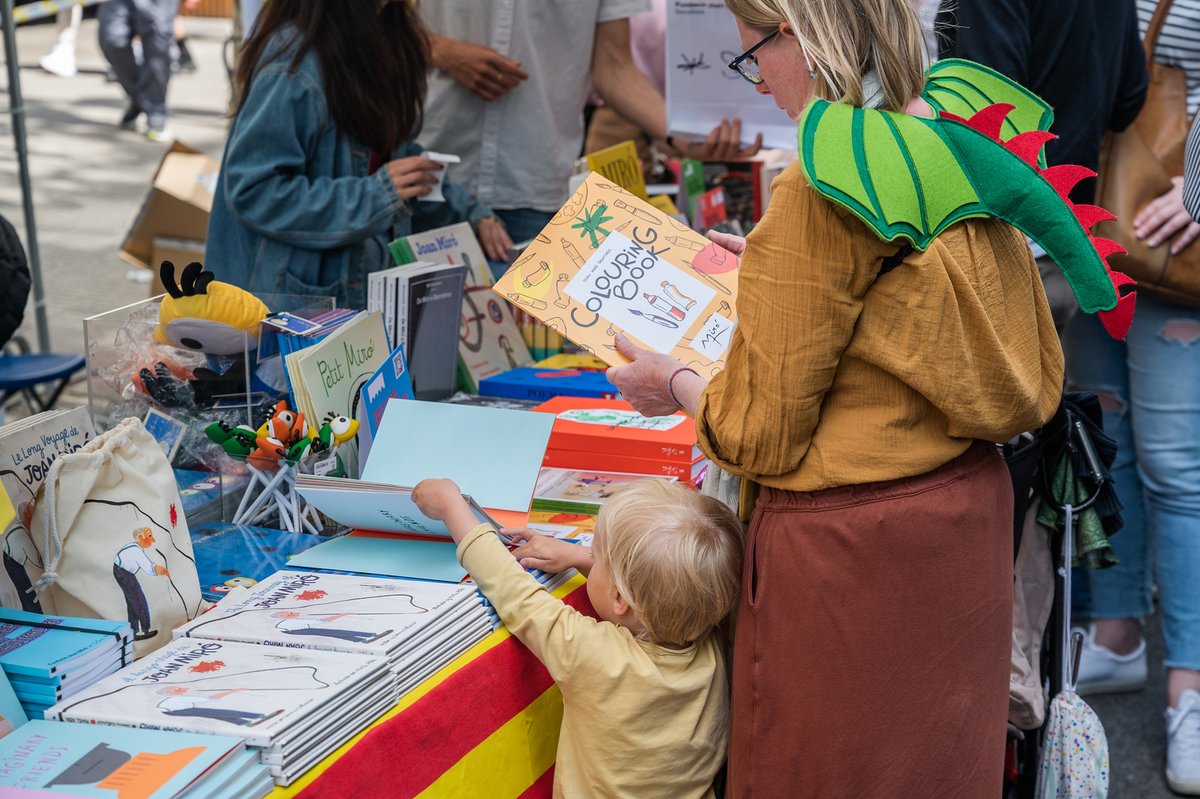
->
<box><xmin>98</xmin><ymin>0</ymin><xmax>179</xmax><ymax>129</ymax></box>
<box><xmin>1066</xmin><ymin>295</ymin><xmax>1200</xmax><ymax>671</ymax></box>
<box><xmin>492</xmin><ymin>208</ymin><xmax>555</xmax><ymax>279</ymax></box>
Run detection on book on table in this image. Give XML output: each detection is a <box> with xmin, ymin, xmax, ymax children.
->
<box><xmin>283</xmin><ymin>310</ymin><xmax>391</xmax><ymax>430</ymax></box>
<box><xmin>367</xmin><ymin>261</ymin><xmax>469</xmax><ymax>400</ymax></box>
<box><xmin>173</xmin><ymin>570</ymin><xmax>491</xmax><ymax>694</ymax></box>
<box><xmin>491</xmin><ymin>171</ymin><xmax>740</xmax><ymax>376</ymax></box>
<box><xmin>0</xmin><ymin>718</ymin><xmax>272</xmax><ymax>799</ymax></box>
<box><xmin>48</xmin><ymin>637</ymin><xmax>398</xmax><ymax>787</ymax></box>
<box><xmin>457</xmin><ymin>283</ymin><xmax>533</xmax><ymax>393</ymax></box>
<box><xmin>0</xmin><ymin>406</ymin><xmax>95</xmax><ymax>613</ymax></box>
<box><xmin>532</xmin><ymin>396</ymin><xmax>700</xmax><ymax>463</ymax></box>
<box><xmin>531</xmin><ymin>467</ymin><xmax>679</xmax><ymax>515</ymax></box>
<box><xmin>478</xmin><ymin>365</ymin><xmax>619</xmax><ymax>401</ymax></box>
<box><xmin>389</xmin><ymin>221</ymin><xmax>492</xmax><ymax>286</ymax></box>
<box><xmin>189</xmin><ymin>521</ymin><xmax>330</xmax><ymax>604</ymax></box>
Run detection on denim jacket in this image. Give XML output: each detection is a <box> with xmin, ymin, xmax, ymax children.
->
<box><xmin>205</xmin><ymin>29</ymin><xmax>491</xmax><ymax>307</ymax></box>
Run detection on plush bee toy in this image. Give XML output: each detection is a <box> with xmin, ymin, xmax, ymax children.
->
<box><xmin>140</xmin><ymin>262</ymin><xmax>270</xmax><ymax>408</ymax></box>
<box><xmin>155</xmin><ymin>261</ymin><xmax>268</xmax><ymax>355</ymax></box>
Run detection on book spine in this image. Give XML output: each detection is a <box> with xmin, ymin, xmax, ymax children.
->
<box><xmin>397</xmin><ymin>277</ymin><xmax>410</xmax><ymax>352</ymax></box>
<box><xmin>530</xmin><ymin>497</ymin><xmax>603</xmax><ymax>516</ymax></box>
<box><xmin>548</xmin><ymin>430</ymin><xmax>694</xmax><ymax>463</ymax></box>
<box><xmin>384</xmin><ymin>275</ymin><xmax>397</xmax><ymax>350</ymax></box>
<box><xmin>542</xmin><ymin>449</ymin><xmax>689</xmax><ymax>479</ymax></box>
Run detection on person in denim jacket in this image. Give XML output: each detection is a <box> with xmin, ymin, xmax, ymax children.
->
<box><xmin>206</xmin><ymin>0</ymin><xmax>510</xmax><ymax>307</ymax></box>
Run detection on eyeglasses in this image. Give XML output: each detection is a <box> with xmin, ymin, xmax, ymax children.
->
<box><xmin>727</xmin><ymin>29</ymin><xmax>780</xmax><ymax>85</ymax></box>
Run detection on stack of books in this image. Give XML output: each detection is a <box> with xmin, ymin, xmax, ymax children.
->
<box><xmin>367</xmin><ymin>261</ymin><xmax>469</xmax><ymax>401</ymax></box>
<box><xmin>0</xmin><ymin>719</ymin><xmax>273</xmax><ymax>799</ymax></box>
<box><xmin>173</xmin><ymin>570</ymin><xmax>491</xmax><ymax>696</ymax></box>
<box><xmin>49</xmin><ymin>638</ymin><xmax>398</xmax><ymax>787</ymax></box>
<box><xmin>0</xmin><ymin>609</ymin><xmax>132</xmax><ymax>719</ymax></box>
<box><xmin>388</xmin><ymin>221</ymin><xmax>492</xmax><ymax>286</ymax></box>
<box><xmin>533</xmin><ymin>397</ymin><xmax>706</xmax><ymax>482</ymax></box>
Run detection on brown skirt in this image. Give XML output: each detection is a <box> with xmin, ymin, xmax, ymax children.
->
<box><xmin>726</xmin><ymin>441</ymin><xmax>1013</xmax><ymax>799</ymax></box>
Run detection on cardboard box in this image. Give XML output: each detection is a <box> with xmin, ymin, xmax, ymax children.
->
<box><xmin>148</xmin><ymin>237</ymin><xmax>206</xmax><ymax>296</ymax></box>
<box><xmin>120</xmin><ymin>141</ymin><xmax>219</xmax><ymax>270</ymax></box>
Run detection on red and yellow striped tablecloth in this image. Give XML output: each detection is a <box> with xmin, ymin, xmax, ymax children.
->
<box><xmin>267</xmin><ymin>575</ymin><xmax>592</xmax><ymax>799</ymax></box>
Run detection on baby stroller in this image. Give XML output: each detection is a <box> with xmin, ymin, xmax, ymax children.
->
<box><xmin>1003</xmin><ymin>393</ymin><xmax>1119</xmax><ymax>798</ymax></box>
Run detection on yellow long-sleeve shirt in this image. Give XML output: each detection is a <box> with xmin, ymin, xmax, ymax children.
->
<box><xmin>697</xmin><ymin>162</ymin><xmax>1064</xmax><ymax>492</ymax></box>
<box><xmin>457</xmin><ymin>524</ymin><xmax>727</xmax><ymax>799</ymax></box>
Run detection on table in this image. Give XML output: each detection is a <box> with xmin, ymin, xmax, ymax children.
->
<box><xmin>268</xmin><ymin>575</ymin><xmax>592</xmax><ymax>799</ymax></box>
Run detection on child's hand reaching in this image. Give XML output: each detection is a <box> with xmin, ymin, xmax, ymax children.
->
<box><xmin>508</xmin><ymin>529</ymin><xmax>594</xmax><ymax>576</ymax></box>
<box><xmin>412</xmin><ymin>479</ymin><xmax>479</xmax><ymax>543</ymax></box>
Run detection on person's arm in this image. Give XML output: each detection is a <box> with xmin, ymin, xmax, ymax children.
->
<box><xmin>591</xmin><ymin>19</ymin><xmax>761</xmax><ymax>161</ymax></box>
<box><xmin>937</xmin><ymin>0</ymin><xmax>1030</xmax><ymax>83</ymax></box>
<box><xmin>507</xmin><ymin>530</ymin><xmax>594</xmax><ymax>576</ymax></box>
<box><xmin>1110</xmin><ymin>7</ymin><xmax>1149</xmax><ymax>133</ymax></box>
<box><xmin>412</xmin><ymin>480</ymin><xmax>592</xmax><ymax>681</ymax></box>
<box><xmin>1185</xmin><ymin>115</ymin><xmax>1200</xmax><ymax>221</ymax></box>
<box><xmin>695</xmin><ymin>168</ymin><xmax>886</xmax><ymax>477</ymax></box>
<box><xmin>221</xmin><ymin>66</ymin><xmax>413</xmax><ymax>250</ymax></box>
<box><xmin>427</xmin><ymin>33</ymin><xmax>529</xmax><ymax>102</ymax></box>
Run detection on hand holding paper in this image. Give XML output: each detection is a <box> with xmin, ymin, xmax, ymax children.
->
<box><xmin>385</xmin><ymin>156</ymin><xmax>443</xmax><ymax>200</ymax></box>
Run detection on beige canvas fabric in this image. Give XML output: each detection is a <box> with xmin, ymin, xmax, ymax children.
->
<box><xmin>31</xmin><ymin>418</ymin><xmax>203</xmax><ymax>657</ymax></box>
<box><xmin>1011</xmin><ymin>500</ymin><xmax>1056</xmax><ymax>730</ymax></box>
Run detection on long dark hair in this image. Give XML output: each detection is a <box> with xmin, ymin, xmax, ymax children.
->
<box><xmin>235</xmin><ymin>0</ymin><xmax>427</xmax><ymax>153</ymax></box>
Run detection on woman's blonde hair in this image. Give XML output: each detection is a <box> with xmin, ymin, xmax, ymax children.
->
<box><xmin>724</xmin><ymin>0</ymin><xmax>928</xmax><ymax>111</ymax></box>
<box><xmin>594</xmin><ymin>480</ymin><xmax>742</xmax><ymax>647</ymax></box>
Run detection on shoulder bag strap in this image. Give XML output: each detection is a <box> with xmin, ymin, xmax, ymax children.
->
<box><xmin>1144</xmin><ymin>0</ymin><xmax>1178</xmax><ymax>67</ymax></box>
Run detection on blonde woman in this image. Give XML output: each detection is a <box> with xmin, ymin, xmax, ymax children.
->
<box><xmin>608</xmin><ymin>0</ymin><xmax>1131</xmax><ymax>793</ymax></box>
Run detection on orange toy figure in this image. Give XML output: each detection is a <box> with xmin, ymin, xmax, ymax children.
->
<box><xmin>258</xmin><ymin>400</ymin><xmax>310</xmax><ymax>448</ymax></box>
<box><xmin>246</xmin><ymin>438</ymin><xmax>288</xmax><ymax>472</ymax></box>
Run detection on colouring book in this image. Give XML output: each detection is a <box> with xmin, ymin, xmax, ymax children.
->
<box><xmin>0</xmin><ymin>718</ymin><xmax>256</xmax><ymax>798</ymax></box>
<box><xmin>492</xmin><ymin>173</ymin><xmax>740</xmax><ymax>376</ymax></box>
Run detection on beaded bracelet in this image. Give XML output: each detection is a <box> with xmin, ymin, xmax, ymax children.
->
<box><xmin>668</xmin><ymin>366</ymin><xmax>700</xmax><ymax>408</ymax></box>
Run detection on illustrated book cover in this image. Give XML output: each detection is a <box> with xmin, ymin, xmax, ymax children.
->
<box><xmin>458</xmin><ymin>284</ymin><xmax>533</xmax><ymax>393</ymax></box>
<box><xmin>492</xmin><ymin>172</ymin><xmax>739</xmax><ymax>376</ymax></box>
<box><xmin>389</xmin><ymin>221</ymin><xmax>491</xmax><ymax>286</ymax></box>
<box><xmin>533</xmin><ymin>396</ymin><xmax>699</xmax><ymax>463</ymax></box>
<box><xmin>531</xmin><ymin>468</ymin><xmax>678</xmax><ymax>515</ymax></box>
<box><xmin>284</xmin><ymin>310</ymin><xmax>390</xmax><ymax>429</ymax></box>
<box><xmin>0</xmin><ymin>718</ymin><xmax>258</xmax><ymax>798</ymax></box>
<box><xmin>0</xmin><ymin>406</ymin><xmax>95</xmax><ymax>613</ymax></box>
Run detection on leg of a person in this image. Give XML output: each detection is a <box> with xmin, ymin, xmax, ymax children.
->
<box><xmin>1064</xmin><ymin>310</ymin><xmax>1152</xmax><ymax>625</ymax></box>
<box><xmin>59</xmin><ymin>5</ymin><xmax>83</xmax><ymax>51</ymax></box>
<box><xmin>130</xmin><ymin>0</ymin><xmax>180</xmax><ymax>130</ymax></box>
<box><xmin>1125</xmin><ymin>297</ymin><xmax>1200</xmax><ymax>689</ymax></box>
<box><xmin>98</xmin><ymin>0</ymin><xmax>139</xmax><ymax>101</ymax></box>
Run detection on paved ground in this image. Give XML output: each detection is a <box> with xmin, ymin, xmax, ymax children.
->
<box><xmin>0</xmin><ymin>13</ymin><xmax>1184</xmax><ymax>798</ymax></box>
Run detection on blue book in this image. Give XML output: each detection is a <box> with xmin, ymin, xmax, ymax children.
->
<box><xmin>478</xmin><ymin>366</ymin><xmax>620</xmax><ymax>401</ymax></box>
<box><xmin>358</xmin><ymin>342</ymin><xmax>415</xmax><ymax>468</ymax></box>
<box><xmin>190</xmin><ymin>522</ymin><xmax>329</xmax><ymax>604</ymax></box>
<box><xmin>0</xmin><ymin>609</ymin><xmax>132</xmax><ymax>679</ymax></box>
<box><xmin>0</xmin><ymin>719</ymin><xmax>251</xmax><ymax>798</ymax></box>
<box><xmin>0</xmin><ymin>670</ymin><xmax>27</xmax><ymax>738</ymax></box>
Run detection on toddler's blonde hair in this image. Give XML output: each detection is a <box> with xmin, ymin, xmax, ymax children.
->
<box><xmin>595</xmin><ymin>480</ymin><xmax>743</xmax><ymax>647</ymax></box>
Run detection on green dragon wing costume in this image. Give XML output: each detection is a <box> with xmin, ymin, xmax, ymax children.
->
<box><xmin>797</xmin><ymin>58</ymin><xmax>1135</xmax><ymax>340</ymax></box>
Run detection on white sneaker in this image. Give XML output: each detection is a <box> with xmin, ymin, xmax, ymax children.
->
<box><xmin>1167</xmin><ymin>690</ymin><xmax>1200</xmax><ymax>795</ymax></box>
<box><xmin>38</xmin><ymin>43</ymin><xmax>77</xmax><ymax>78</ymax></box>
<box><xmin>1075</xmin><ymin>625</ymin><xmax>1148</xmax><ymax>695</ymax></box>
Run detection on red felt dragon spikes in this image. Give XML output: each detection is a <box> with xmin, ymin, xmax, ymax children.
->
<box><xmin>940</xmin><ymin>104</ymin><xmax>1136</xmax><ymax>340</ymax></box>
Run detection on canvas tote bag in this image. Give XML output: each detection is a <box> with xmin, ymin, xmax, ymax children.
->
<box><xmin>1095</xmin><ymin>0</ymin><xmax>1200</xmax><ymax>304</ymax></box>
<box><xmin>31</xmin><ymin>417</ymin><xmax>204</xmax><ymax>657</ymax></box>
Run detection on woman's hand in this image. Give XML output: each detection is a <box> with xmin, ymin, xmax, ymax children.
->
<box><xmin>706</xmin><ymin>229</ymin><xmax>746</xmax><ymax>257</ymax></box>
<box><xmin>675</xmin><ymin>118</ymin><xmax>763</xmax><ymax>162</ymax></box>
<box><xmin>606</xmin><ymin>334</ymin><xmax>688</xmax><ymax>417</ymax></box>
<box><xmin>507</xmin><ymin>530</ymin><xmax>593</xmax><ymax>575</ymax></box>
<box><xmin>430</xmin><ymin>36</ymin><xmax>529</xmax><ymax>102</ymax></box>
<box><xmin>1135</xmin><ymin>177</ymin><xmax>1200</xmax><ymax>255</ymax></box>
<box><xmin>475</xmin><ymin>216</ymin><xmax>513</xmax><ymax>262</ymax></box>
<box><xmin>385</xmin><ymin>156</ymin><xmax>443</xmax><ymax>201</ymax></box>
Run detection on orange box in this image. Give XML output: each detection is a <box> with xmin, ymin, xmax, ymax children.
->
<box><xmin>533</xmin><ymin>396</ymin><xmax>699</xmax><ymax>463</ymax></box>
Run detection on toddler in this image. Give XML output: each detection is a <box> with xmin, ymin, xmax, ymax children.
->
<box><xmin>412</xmin><ymin>477</ymin><xmax>742</xmax><ymax>798</ymax></box>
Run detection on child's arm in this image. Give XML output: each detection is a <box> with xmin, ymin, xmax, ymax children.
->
<box><xmin>413</xmin><ymin>479</ymin><xmax>594</xmax><ymax>680</ymax></box>
<box><xmin>507</xmin><ymin>529</ymin><xmax>593</xmax><ymax>576</ymax></box>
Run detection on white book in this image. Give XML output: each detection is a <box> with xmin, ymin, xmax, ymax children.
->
<box><xmin>173</xmin><ymin>571</ymin><xmax>481</xmax><ymax>663</ymax></box>
<box><xmin>48</xmin><ymin>638</ymin><xmax>393</xmax><ymax>749</ymax></box>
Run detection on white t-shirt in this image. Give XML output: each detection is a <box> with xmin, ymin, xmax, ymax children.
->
<box><xmin>419</xmin><ymin>0</ymin><xmax>651</xmax><ymax>212</ymax></box>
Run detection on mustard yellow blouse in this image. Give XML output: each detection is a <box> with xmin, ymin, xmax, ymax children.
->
<box><xmin>695</xmin><ymin>162</ymin><xmax>1064</xmax><ymax>493</ymax></box>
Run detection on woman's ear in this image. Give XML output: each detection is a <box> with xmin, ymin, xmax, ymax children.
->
<box><xmin>778</xmin><ymin>20</ymin><xmax>796</xmax><ymax>40</ymax></box>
